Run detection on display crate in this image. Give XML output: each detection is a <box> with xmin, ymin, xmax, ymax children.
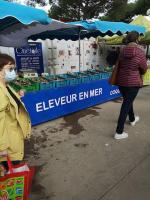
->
<box><xmin>101</xmin><ymin>72</ymin><xmax>111</xmax><ymax>79</ymax></box>
<box><xmin>43</xmin><ymin>74</ymin><xmax>68</xmax><ymax>88</ymax></box>
<box><xmin>90</xmin><ymin>73</ymin><xmax>101</xmax><ymax>81</ymax></box>
<box><xmin>76</xmin><ymin>72</ymin><xmax>90</xmax><ymax>83</ymax></box>
<box><xmin>57</xmin><ymin>74</ymin><xmax>81</xmax><ymax>86</ymax></box>
<box><xmin>55</xmin><ymin>79</ymin><xmax>68</xmax><ymax>88</ymax></box>
<box><xmin>9</xmin><ymin>78</ymin><xmax>38</xmax><ymax>92</ymax></box>
<box><xmin>27</xmin><ymin>77</ymin><xmax>40</xmax><ymax>91</ymax></box>
<box><xmin>29</xmin><ymin>77</ymin><xmax>56</xmax><ymax>90</ymax></box>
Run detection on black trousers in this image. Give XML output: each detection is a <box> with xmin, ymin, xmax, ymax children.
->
<box><xmin>116</xmin><ymin>86</ymin><xmax>140</xmax><ymax>134</ymax></box>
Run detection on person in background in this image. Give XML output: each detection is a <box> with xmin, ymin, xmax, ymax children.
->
<box><xmin>0</xmin><ymin>53</ymin><xmax>31</xmax><ymax>170</ymax></box>
<box><xmin>106</xmin><ymin>47</ymin><xmax>120</xmax><ymax>68</ymax></box>
<box><xmin>114</xmin><ymin>31</ymin><xmax>148</xmax><ymax>140</ymax></box>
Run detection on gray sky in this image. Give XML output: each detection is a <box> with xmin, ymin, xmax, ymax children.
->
<box><xmin>128</xmin><ymin>0</ymin><xmax>136</xmax><ymax>3</ymax></box>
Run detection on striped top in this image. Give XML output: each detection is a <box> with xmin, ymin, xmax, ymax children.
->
<box><xmin>117</xmin><ymin>43</ymin><xmax>148</xmax><ymax>87</ymax></box>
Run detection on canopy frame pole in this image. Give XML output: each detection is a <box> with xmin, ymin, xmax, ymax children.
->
<box><xmin>79</xmin><ymin>28</ymin><xmax>81</xmax><ymax>72</ymax></box>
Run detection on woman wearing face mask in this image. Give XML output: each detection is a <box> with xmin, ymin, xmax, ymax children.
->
<box><xmin>0</xmin><ymin>53</ymin><xmax>31</xmax><ymax>171</ymax></box>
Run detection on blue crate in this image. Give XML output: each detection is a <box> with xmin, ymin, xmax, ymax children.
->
<box><xmin>81</xmin><ymin>75</ymin><xmax>90</xmax><ymax>83</ymax></box>
<box><xmin>101</xmin><ymin>72</ymin><xmax>110</xmax><ymax>79</ymax></box>
<box><xmin>40</xmin><ymin>81</ymin><xmax>56</xmax><ymax>90</ymax></box>
<box><xmin>68</xmin><ymin>77</ymin><xmax>82</xmax><ymax>85</ymax></box>
<box><xmin>98</xmin><ymin>73</ymin><xmax>102</xmax><ymax>80</ymax></box>
<box><xmin>70</xmin><ymin>72</ymin><xmax>90</xmax><ymax>84</ymax></box>
<box><xmin>55</xmin><ymin>79</ymin><xmax>68</xmax><ymax>88</ymax></box>
<box><xmin>90</xmin><ymin>74</ymin><xmax>101</xmax><ymax>81</ymax></box>
<box><xmin>108</xmin><ymin>72</ymin><xmax>112</xmax><ymax>77</ymax></box>
<box><xmin>57</xmin><ymin>74</ymin><xmax>68</xmax><ymax>78</ymax></box>
<box><xmin>61</xmin><ymin>73</ymin><xmax>82</xmax><ymax>85</ymax></box>
<box><xmin>57</xmin><ymin>74</ymin><xmax>71</xmax><ymax>86</ymax></box>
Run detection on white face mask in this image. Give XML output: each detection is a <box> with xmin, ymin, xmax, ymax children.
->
<box><xmin>4</xmin><ymin>69</ymin><xmax>17</xmax><ymax>82</ymax></box>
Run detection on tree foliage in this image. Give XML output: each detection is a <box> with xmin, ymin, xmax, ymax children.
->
<box><xmin>102</xmin><ymin>0</ymin><xmax>127</xmax><ymax>21</ymax></box>
<box><xmin>102</xmin><ymin>1</ymin><xmax>136</xmax><ymax>22</ymax></box>
<box><xmin>49</xmin><ymin>0</ymin><xmax>114</xmax><ymax>21</ymax></box>
<box><xmin>134</xmin><ymin>0</ymin><xmax>150</xmax><ymax>15</ymax></box>
<box><xmin>103</xmin><ymin>0</ymin><xmax>150</xmax><ymax>22</ymax></box>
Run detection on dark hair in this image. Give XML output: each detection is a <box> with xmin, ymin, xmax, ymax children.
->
<box><xmin>0</xmin><ymin>54</ymin><xmax>15</xmax><ymax>71</ymax></box>
<box><xmin>125</xmin><ymin>31</ymin><xmax>140</xmax><ymax>44</ymax></box>
<box><xmin>122</xmin><ymin>37</ymin><xmax>127</xmax><ymax>44</ymax></box>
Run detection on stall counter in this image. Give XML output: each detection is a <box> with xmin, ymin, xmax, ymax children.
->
<box><xmin>22</xmin><ymin>79</ymin><xmax>121</xmax><ymax>126</ymax></box>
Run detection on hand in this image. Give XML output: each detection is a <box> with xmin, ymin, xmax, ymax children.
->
<box><xmin>0</xmin><ymin>150</ymin><xmax>8</xmax><ymax>157</ymax></box>
<box><xmin>18</xmin><ymin>89</ymin><xmax>25</xmax><ymax>97</ymax></box>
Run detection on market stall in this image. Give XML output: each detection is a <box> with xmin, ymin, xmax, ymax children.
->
<box><xmin>0</xmin><ymin>1</ymin><xmax>146</xmax><ymax>125</ymax></box>
<box><xmin>21</xmin><ymin>20</ymin><xmax>145</xmax><ymax>125</ymax></box>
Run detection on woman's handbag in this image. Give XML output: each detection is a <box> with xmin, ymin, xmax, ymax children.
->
<box><xmin>108</xmin><ymin>62</ymin><xmax>119</xmax><ymax>85</ymax></box>
<box><xmin>0</xmin><ymin>156</ymin><xmax>35</xmax><ymax>200</ymax></box>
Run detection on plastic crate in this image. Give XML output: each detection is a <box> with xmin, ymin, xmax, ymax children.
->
<box><xmin>53</xmin><ymin>77</ymin><xmax>67</xmax><ymax>88</ymax></box>
<box><xmin>82</xmin><ymin>76</ymin><xmax>90</xmax><ymax>83</ymax></box>
<box><xmin>90</xmin><ymin>73</ymin><xmax>101</xmax><ymax>81</ymax></box>
<box><xmin>69</xmin><ymin>77</ymin><xmax>82</xmax><ymax>85</ymax></box>
<box><xmin>39</xmin><ymin>77</ymin><xmax>56</xmax><ymax>90</ymax></box>
<box><xmin>33</xmin><ymin>76</ymin><xmax>56</xmax><ymax>90</ymax></box>
<box><xmin>28</xmin><ymin>77</ymin><xmax>40</xmax><ymax>91</ymax></box>
<box><xmin>76</xmin><ymin>73</ymin><xmax>90</xmax><ymax>83</ymax></box>
<box><xmin>61</xmin><ymin>74</ymin><xmax>82</xmax><ymax>86</ymax></box>
<box><xmin>40</xmin><ymin>81</ymin><xmax>55</xmax><ymax>90</ymax></box>
<box><xmin>56</xmin><ymin>74</ymin><xmax>83</xmax><ymax>86</ymax></box>
<box><xmin>101</xmin><ymin>72</ymin><xmax>110</xmax><ymax>79</ymax></box>
<box><xmin>66</xmin><ymin>73</ymin><xmax>82</xmax><ymax>85</ymax></box>
<box><xmin>73</xmin><ymin>72</ymin><xmax>89</xmax><ymax>84</ymax></box>
<box><xmin>9</xmin><ymin>78</ymin><xmax>38</xmax><ymax>92</ymax></box>
<box><xmin>57</xmin><ymin>74</ymin><xmax>68</xmax><ymax>79</ymax></box>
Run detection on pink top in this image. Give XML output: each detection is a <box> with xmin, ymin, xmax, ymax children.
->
<box><xmin>117</xmin><ymin>43</ymin><xmax>148</xmax><ymax>87</ymax></box>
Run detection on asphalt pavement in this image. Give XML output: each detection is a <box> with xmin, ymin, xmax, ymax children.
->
<box><xmin>26</xmin><ymin>86</ymin><xmax>150</xmax><ymax>200</ymax></box>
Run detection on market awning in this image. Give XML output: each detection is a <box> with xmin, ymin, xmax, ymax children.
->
<box><xmin>69</xmin><ymin>20</ymin><xmax>145</xmax><ymax>36</ymax></box>
<box><xmin>0</xmin><ymin>0</ymin><xmax>146</xmax><ymax>47</ymax></box>
<box><xmin>0</xmin><ymin>19</ymin><xmax>76</xmax><ymax>47</ymax></box>
<box><xmin>0</xmin><ymin>0</ymin><xmax>77</xmax><ymax>47</ymax></box>
<box><xmin>0</xmin><ymin>0</ymin><xmax>51</xmax><ymax>29</ymax></box>
<box><xmin>30</xmin><ymin>19</ymin><xmax>145</xmax><ymax>41</ymax></box>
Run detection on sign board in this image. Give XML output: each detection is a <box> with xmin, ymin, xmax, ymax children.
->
<box><xmin>14</xmin><ymin>42</ymin><xmax>44</xmax><ymax>74</ymax></box>
<box><xmin>22</xmin><ymin>79</ymin><xmax>121</xmax><ymax>125</ymax></box>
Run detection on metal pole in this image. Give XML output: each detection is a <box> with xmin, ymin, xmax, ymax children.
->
<box><xmin>79</xmin><ymin>29</ymin><xmax>81</xmax><ymax>72</ymax></box>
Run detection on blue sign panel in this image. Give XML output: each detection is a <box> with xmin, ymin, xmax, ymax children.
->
<box><xmin>22</xmin><ymin>79</ymin><xmax>121</xmax><ymax>126</ymax></box>
<box><xmin>14</xmin><ymin>42</ymin><xmax>44</xmax><ymax>74</ymax></box>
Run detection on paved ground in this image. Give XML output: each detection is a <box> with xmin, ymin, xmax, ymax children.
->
<box><xmin>25</xmin><ymin>86</ymin><xmax>150</xmax><ymax>200</ymax></box>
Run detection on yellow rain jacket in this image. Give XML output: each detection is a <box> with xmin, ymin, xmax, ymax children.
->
<box><xmin>0</xmin><ymin>82</ymin><xmax>31</xmax><ymax>161</ymax></box>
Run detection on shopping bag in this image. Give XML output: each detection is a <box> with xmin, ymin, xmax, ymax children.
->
<box><xmin>0</xmin><ymin>157</ymin><xmax>35</xmax><ymax>200</ymax></box>
<box><xmin>108</xmin><ymin>64</ymin><xmax>118</xmax><ymax>85</ymax></box>
<box><xmin>6</xmin><ymin>158</ymin><xmax>35</xmax><ymax>194</ymax></box>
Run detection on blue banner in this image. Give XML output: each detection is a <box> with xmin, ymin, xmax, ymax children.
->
<box><xmin>14</xmin><ymin>42</ymin><xmax>44</xmax><ymax>74</ymax></box>
<box><xmin>22</xmin><ymin>79</ymin><xmax>121</xmax><ymax>126</ymax></box>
